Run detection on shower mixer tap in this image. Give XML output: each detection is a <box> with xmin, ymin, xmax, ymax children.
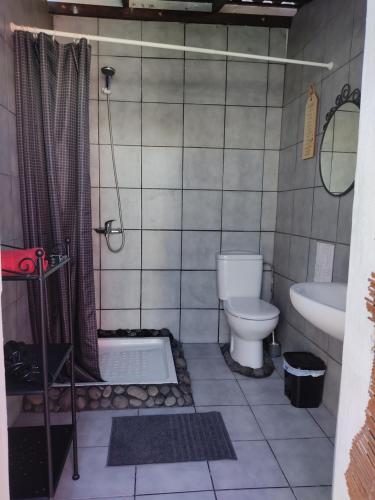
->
<box><xmin>94</xmin><ymin>219</ymin><xmax>124</xmax><ymax>235</ymax></box>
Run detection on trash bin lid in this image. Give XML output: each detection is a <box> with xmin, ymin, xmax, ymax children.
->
<box><xmin>283</xmin><ymin>352</ymin><xmax>326</xmax><ymax>371</ymax></box>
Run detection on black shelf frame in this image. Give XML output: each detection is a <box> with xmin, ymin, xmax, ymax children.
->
<box><xmin>2</xmin><ymin>239</ymin><xmax>79</xmax><ymax>499</ymax></box>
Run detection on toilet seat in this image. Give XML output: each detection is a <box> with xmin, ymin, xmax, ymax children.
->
<box><xmin>225</xmin><ymin>297</ymin><xmax>279</xmax><ymax>321</ymax></box>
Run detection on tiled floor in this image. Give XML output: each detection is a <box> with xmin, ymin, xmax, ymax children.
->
<box><xmin>15</xmin><ymin>343</ymin><xmax>336</xmax><ymax>500</ymax></box>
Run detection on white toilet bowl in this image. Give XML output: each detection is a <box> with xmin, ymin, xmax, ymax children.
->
<box><xmin>224</xmin><ymin>297</ymin><xmax>279</xmax><ymax>369</ymax></box>
<box><xmin>216</xmin><ymin>252</ymin><xmax>280</xmax><ymax>370</ymax></box>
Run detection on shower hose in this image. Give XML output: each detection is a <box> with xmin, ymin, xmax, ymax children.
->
<box><xmin>105</xmin><ymin>93</ymin><xmax>125</xmax><ymax>253</ymax></box>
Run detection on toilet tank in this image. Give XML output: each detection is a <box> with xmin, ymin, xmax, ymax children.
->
<box><xmin>216</xmin><ymin>252</ymin><xmax>263</xmax><ymax>300</ymax></box>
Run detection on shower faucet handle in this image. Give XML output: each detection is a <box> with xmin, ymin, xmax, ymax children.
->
<box><xmin>104</xmin><ymin>219</ymin><xmax>116</xmax><ymax>233</ymax></box>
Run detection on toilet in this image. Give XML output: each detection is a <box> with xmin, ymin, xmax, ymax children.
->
<box><xmin>216</xmin><ymin>252</ymin><xmax>279</xmax><ymax>369</ymax></box>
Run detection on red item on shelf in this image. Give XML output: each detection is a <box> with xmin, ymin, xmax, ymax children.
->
<box><xmin>1</xmin><ymin>248</ymin><xmax>48</xmax><ymax>275</ymax></box>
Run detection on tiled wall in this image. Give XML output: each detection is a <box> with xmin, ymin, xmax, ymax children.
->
<box><xmin>274</xmin><ymin>0</ymin><xmax>366</xmax><ymax>415</ymax></box>
<box><xmin>54</xmin><ymin>16</ymin><xmax>286</xmax><ymax>343</ymax></box>
<box><xmin>0</xmin><ymin>1</ymin><xmax>51</xmax><ymax>422</ymax></box>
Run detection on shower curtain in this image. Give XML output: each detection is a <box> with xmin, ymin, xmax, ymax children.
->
<box><xmin>14</xmin><ymin>31</ymin><xmax>101</xmax><ymax>381</ymax></box>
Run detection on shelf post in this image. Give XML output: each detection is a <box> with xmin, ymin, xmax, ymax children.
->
<box><xmin>36</xmin><ymin>248</ymin><xmax>54</xmax><ymax>498</ymax></box>
<box><xmin>65</xmin><ymin>238</ymin><xmax>79</xmax><ymax>480</ymax></box>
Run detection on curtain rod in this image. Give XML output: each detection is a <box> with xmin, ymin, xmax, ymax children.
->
<box><xmin>10</xmin><ymin>23</ymin><xmax>334</xmax><ymax>70</ymax></box>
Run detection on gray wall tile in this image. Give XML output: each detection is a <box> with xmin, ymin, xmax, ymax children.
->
<box><xmin>222</xmin><ymin>191</ymin><xmax>262</xmax><ymax>231</ymax></box>
<box><xmin>100</xmin><ymin>188</ymin><xmax>141</xmax><ymax>229</ymax></box>
<box><xmin>101</xmin><ymin>309</ymin><xmax>140</xmax><ymax>330</ymax></box>
<box><xmin>142</xmin><ymin>147</ymin><xmax>182</xmax><ymax>189</ymax></box>
<box><xmin>142</xmin><ymin>270</ymin><xmax>180</xmax><ymax>308</ymax></box>
<box><xmin>98</xmin><ymin>56</ymin><xmax>141</xmax><ymax>102</ymax></box>
<box><xmin>184</xmin><ymin>105</ymin><xmax>225</xmax><ymax>148</ymax></box>
<box><xmin>142</xmin><ymin>59</ymin><xmax>184</xmax><ymax>103</ymax></box>
<box><xmin>142</xmin><ymin>103</ymin><xmax>183</xmax><ymax>146</ymax></box>
<box><xmin>267</xmin><ymin>64</ymin><xmax>285</xmax><ymax>107</ymax></box>
<box><xmin>142</xmin><ymin>231</ymin><xmax>181</xmax><ymax>270</ymax></box>
<box><xmin>228</xmin><ymin>26</ymin><xmax>269</xmax><ymax>59</ymax></box>
<box><xmin>226</xmin><ymin>62</ymin><xmax>268</xmax><ymax>106</ymax></box>
<box><xmin>142</xmin><ymin>189</ymin><xmax>182</xmax><ymax>229</ymax></box>
<box><xmin>292</xmin><ymin>189</ymin><xmax>313</xmax><ymax>237</ymax></box>
<box><xmin>180</xmin><ymin>309</ymin><xmax>219</xmax><ymax>343</ymax></box>
<box><xmin>223</xmin><ymin>150</ymin><xmax>263</xmax><ymax>191</ymax></box>
<box><xmin>99</xmin><ymin>101</ymin><xmax>141</xmax><ymax>145</ymax></box>
<box><xmin>101</xmin><ymin>270</ymin><xmax>140</xmax><ymax>309</ymax></box>
<box><xmin>221</xmin><ymin>232</ymin><xmax>260</xmax><ymax>253</ymax></box>
<box><xmin>288</xmin><ymin>236</ymin><xmax>309</xmax><ymax>283</ymax></box>
<box><xmin>142</xmin><ymin>22</ymin><xmax>184</xmax><ymax>58</ymax></box>
<box><xmin>181</xmin><ymin>271</ymin><xmax>218</xmax><ymax>308</ymax></box>
<box><xmin>183</xmin><ymin>148</ymin><xmax>223</xmax><ymax>190</ymax></box>
<box><xmin>185</xmin><ymin>60</ymin><xmax>226</xmax><ymax>105</ymax></box>
<box><xmin>183</xmin><ymin>190</ymin><xmax>222</xmax><ymax>230</ymax></box>
<box><xmin>100</xmin><ymin>145</ymin><xmax>141</xmax><ymax>188</ymax></box>
<box><xmin>225</xmin><ymin>107</ymin><xmax>266</xmax><ymax>149</ymax></box>
<box><xmin>265</xmin><ymin>108</ymin><xmax>282</xmax><ymax>150</ymax></box>
<box><xmin>311</xmin><ymin>187</ymin><xmax>339</xmax><ymax>241</ymax></box>
<box><xmin>99</xmin><ymin>19</ymin><xmax>141</xmax><ymax>57</ymax></box>
<box><xmin>263</xmin><ymin>151</ymin><xmax>279</xmax><ymax>191</ymax></box>
<box><xmin>182</xmin><ymin>231</ymin><xmax>221</xmax><ymax>270</ymax></box>
<box><xmin>101</xmin><ymin>230</ymin><xmax>141</xmax><ymax>269</ymax></box>
<box><xmin>141</xmin><ymin>309</ymin><xmax>180</xmax><ymax>339</ymax></box>
<box><xmin>261</xmin><ymin>192</ymin><xmax>278</xmax><ymax>231</ymax></box>
<box><xmin>185</xmin><ymin>24</ymin><xmax>227</xmax><ymax>60</ymax></box>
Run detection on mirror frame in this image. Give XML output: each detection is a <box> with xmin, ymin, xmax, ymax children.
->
<box><xmin>319</xmin><ymin>84</ymin><xmax>361</xmax><ymax>197</ymax></box>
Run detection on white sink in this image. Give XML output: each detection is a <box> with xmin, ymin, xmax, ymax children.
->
<box><xmin>290</xmin><ymin>282</ymin><xmax>347</xmax><ymax>341</ymax></box>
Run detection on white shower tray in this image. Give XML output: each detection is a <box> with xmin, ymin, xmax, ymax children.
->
<box><xmin>97</xmin><ymin>337</ymin><xmax>178</xmax><ymax>385</ymax></box>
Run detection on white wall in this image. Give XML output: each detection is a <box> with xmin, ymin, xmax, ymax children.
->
<box><xmin>333</xmin><ymin>2</ymin><xmax>374</xmax><ymax>497</ymax></box>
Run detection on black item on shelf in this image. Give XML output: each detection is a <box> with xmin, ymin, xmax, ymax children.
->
<box><xmin>283</xmin><ymin>352</ymin><xmax>326</xmax><ymax>408</ymax></box>
<box><xmin>4</xmin><ymin>341</ymin><xmax>40</xmax><ymax>383</ymax></box>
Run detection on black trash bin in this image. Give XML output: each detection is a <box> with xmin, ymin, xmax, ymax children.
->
<box><xmin>283</xmin><ymin>352</ymin><xmax>326</xmax><ymax>408</ymax></box>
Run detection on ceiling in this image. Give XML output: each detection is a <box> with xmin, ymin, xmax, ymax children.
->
<box><xmin>48</xmin><ymin>0</ymin><xmax>313</xmax><ymax>27</ymax></box>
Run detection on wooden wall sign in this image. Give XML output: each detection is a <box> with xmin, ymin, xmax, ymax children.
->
<box><xmin>302</xmin><ymin>85</ymin><xmax>319</xmax><ymax>160</ymax></box>
<box><xmin>345</xmin><ymin>274</ymin><xmax>375</xmax><ymax>499</ymax></box>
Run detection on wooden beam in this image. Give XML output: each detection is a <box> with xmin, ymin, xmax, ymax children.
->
<box><xmin>48</xmin><ymin>3</ymin><xmax>292</xmax><ymax>27</ymax></box>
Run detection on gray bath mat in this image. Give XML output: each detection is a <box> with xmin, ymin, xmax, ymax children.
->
<box><xmin>107</xmin><ymin>411</ymin><xmax>237</xmax><ymax>466</ymax></box>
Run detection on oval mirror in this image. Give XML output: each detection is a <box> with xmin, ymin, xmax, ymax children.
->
<box><xmin>320</xmin><ymin>84</ymin><xmax>360</xmax><ymax>196</ymax></box>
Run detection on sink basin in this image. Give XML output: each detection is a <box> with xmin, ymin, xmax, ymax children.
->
<box><xmin>290</xmin><ymin>282</ymin><xmax>347</xmax><ymax>341</ymax></box>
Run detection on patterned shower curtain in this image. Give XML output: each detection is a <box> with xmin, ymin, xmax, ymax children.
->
<box><xmin>14</xmin><ymin>31</ymin><xmax>101</xmax><ymax>381</ymax></box>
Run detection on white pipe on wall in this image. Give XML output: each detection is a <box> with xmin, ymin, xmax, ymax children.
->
<box><xmin>10</xmin><ymin>23</ymin><xmax>334</xmax><ymax>70</ymax></box>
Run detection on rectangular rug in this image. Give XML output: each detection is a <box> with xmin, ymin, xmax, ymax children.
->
<box><xmin>107</xmin><ymin>411</ymin><xmax>237</xmax><ymax>466</ymax></box>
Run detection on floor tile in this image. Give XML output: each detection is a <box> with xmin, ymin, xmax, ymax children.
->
<box><xmin>188</xmin><ymin>357</ymin><xmax>235</xmax><ymax>380</ymax></box>
<box><xmin>77</xmin><ymin>409</ymin><xmax>138</xmax><ymax>447</ymax></box>
<box><xmin>136</xmin><ymin>460</ymin><xmax>213</xmax><ymax>495</ymax></box>
<box><xmin>307</xmin><ymin>405</ymin><xmax>337</xmax><ymax>437</ymax></box>
<box><xmin>192</xmin><ymin>380</ymin><xmax>247</xmax><ymax>406</ymax></box>
<box><xmin>293</xmin><ymin>486</ymin><xmax>332</xmax><ymax>500</ymax></box>
<box><xmin>252</xmin><ymin>405</ymin><xmax>325</xmax><ymax>439</ymax></box>
<box><xmin>138</xmin><ymin>407</ymin><xmax>195</xmax><ymax>416</ymax></box>
<box><xmin>136</xmin><ymin>492</ymin><xmax>215</xmax><ymax>499</ymax></box>
<box><xmin>209</xmin><ymin>441</ymin><xmax>288</xmax><ymax>490</ymax></box>
<box><xmin>239</xmin><ymin>379</ymin><xmax>289</xmax><ymax>405</ymax></box>
<box><xmin>269</xmin><ymin>438</ymin><xmax>334</xmax><ymax>487</ymax></box>
<box><xmin>197</xmin><ymin>406</ymin><xmax>263</xmax><ymax>441</ymax></box>
<box><xmin>183</xmin><ymin>343</ymin><xmax>222</xmax><ymax>358</ymax></box>
<box><xmin>234</xmin><ymin>370</ymin><xmax>280</xmax><ymax>381</ymax></box>
<box><xmin>55</xmin><ymin>447</ymin><xmax>135</xmax><ymax>499</ymax></box>
<box><xmin>216</xmin><ymin>488</ymin><xmax>295</xmax><ymax>500</ymax></box>
<box><xmin>14</xmin><ymin>411</ymin><xmax>76</xmax><ymax>427</ymax></box>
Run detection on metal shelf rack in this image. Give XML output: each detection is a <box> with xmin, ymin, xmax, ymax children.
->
<box><xmin>2</xmin><ymin>239</ymin><xmax>79</xmax><ymax>499</ymax></box>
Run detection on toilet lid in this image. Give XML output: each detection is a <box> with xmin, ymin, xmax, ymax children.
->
<box><xmin>225</xmin><ymin>297</ymin><xmax>279</xmax><ymax>321</ymax></box>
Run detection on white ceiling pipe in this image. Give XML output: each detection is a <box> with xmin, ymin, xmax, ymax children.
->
<box><xmin>10</xmin><ymin>23</ymin><xmax>334</xmax><ymax>70</ymax></box>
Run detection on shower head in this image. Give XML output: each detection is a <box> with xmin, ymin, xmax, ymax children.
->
<box><xmin>101</xmin><ymin>66</ymin><xmax>116</xmax><ymax>93</ymax></box>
